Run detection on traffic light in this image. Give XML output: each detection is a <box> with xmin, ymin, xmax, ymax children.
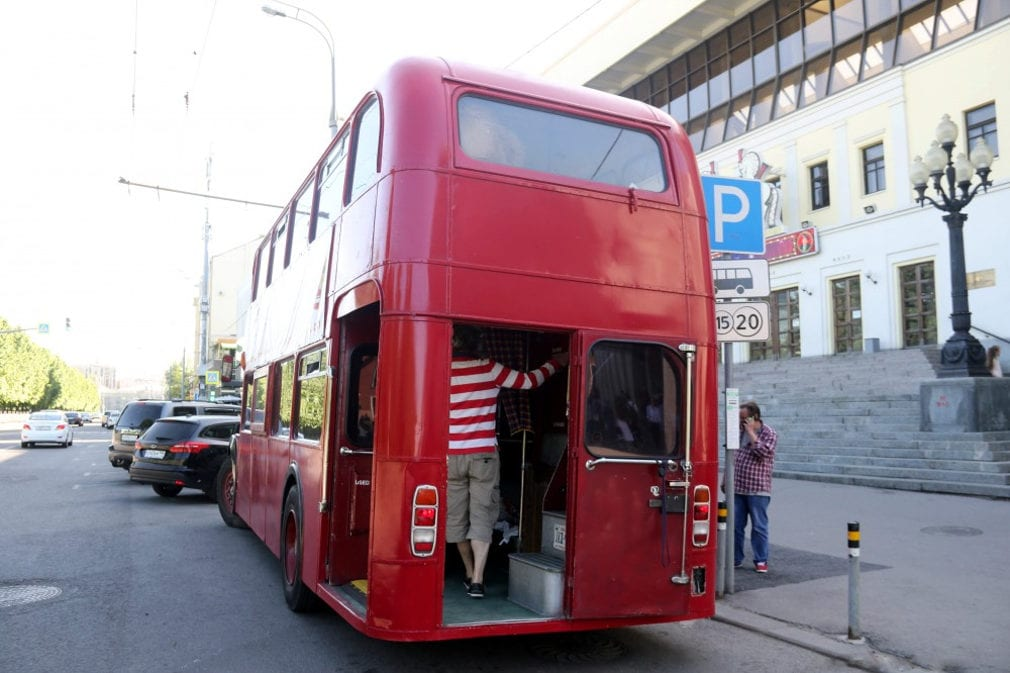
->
<box><xmin>65</xmin><ymin>317</ymin><xmax>71</xmax><ymax>331</ymax></box>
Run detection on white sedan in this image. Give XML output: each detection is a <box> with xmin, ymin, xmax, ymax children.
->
<box><xmin>21</xmin><ymin>411</ymin><xmax>75</xmax><ymax>448</ymax></box>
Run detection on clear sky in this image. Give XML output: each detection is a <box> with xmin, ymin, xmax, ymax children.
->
<box><xmin>0</xmin><ymin>0</ymin><xmax>600</xmax><ymax>382</ymax></box>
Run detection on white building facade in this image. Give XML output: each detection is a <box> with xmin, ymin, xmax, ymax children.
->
<box><xmin>517</xmin><ymin>0</ymin><xmax>1009</xmax><ymax>366</ymax></box>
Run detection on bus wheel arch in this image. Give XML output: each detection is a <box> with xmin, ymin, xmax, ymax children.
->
<box><xmin>280</xmin><ymin>480</ymin><xmax>317</xmax><ymax>612</ymax></box>
<box><xmin>216</xmin><ymin>458</ymin><xmax>248</xmax><ymax>529</ymax></box>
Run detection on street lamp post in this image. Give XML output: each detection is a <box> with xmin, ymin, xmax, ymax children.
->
<box><xmin>262</xmin><ymin>3</ymin><xmax>338</xmax><ymax>138</ymax></box>
<box><xmin>909</xmin><ymin>114</ymin><xmax>995</xmax><ymax>378</ymax></box>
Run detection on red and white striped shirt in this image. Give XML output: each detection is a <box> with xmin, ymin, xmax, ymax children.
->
<box><xmin>449</xmin><ymin>357</ymin><xmax>559</xmax><ymax>454</ymax></box>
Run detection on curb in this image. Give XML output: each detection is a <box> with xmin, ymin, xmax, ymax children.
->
<box><xmin>713</xmin><ymin>603</ymin><xmax>937</xmax><ymax>673</ymax></box>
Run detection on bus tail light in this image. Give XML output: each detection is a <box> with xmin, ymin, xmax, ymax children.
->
<box><xmin>692</xmin><ymin>485</ymin><xmax>711</xmax><ymax>547</ymax></box>
<box><xmin>410</xmin><ymin>485</ymin><xmax>438</xmax><ymax>557</ymax></box>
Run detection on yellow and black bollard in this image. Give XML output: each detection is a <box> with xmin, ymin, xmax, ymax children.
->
<box><xmin>848</xmin><ymin>522</ymin><xmax>861</xmax><ymax>641</ymax></box>
<box><xmin>716</xmin><ymin>501</ymin><xmax>727</xmax><ymax>596</ymax></box>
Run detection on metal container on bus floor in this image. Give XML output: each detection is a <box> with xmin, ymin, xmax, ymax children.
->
<box><xmin>540</xmin><ymin>510</ymin><xmax>566</xmax><ymax>560</ymax></box>
<box><xmin>507</xmin><ymin>552</ymin><xmax>564</xmax><ymax>617</ymax></box>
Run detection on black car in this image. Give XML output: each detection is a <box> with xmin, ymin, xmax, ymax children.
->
<box><xmin>64</xmin><ymin>411</ymin><xmax>84</xmax><ymax>427</ymax></box>
<box><xmin>128</xmin><ymin>416</ymin><xmax>240</xmax><ymax>499</ymax></box>
<box><xmin>108</xmin><ymin>399</ymin><xmax>240</xmax><ymax>469</ymax></box>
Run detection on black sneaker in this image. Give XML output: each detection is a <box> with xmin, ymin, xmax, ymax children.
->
<box><xmin>467</xmin><ymin>582</ymin><xmax>485</xmax><ymax>598</ymax></box>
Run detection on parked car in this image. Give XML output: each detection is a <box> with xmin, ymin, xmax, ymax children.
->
<box><xmin>108</xmin><ymin>400</ymin><xmax>239</xmax><ymax>470</ymax></box>
<box><xmin>21</xmin><ymin>410</ymin><xmax>74</xmax><ymax>448</ymax></box>
<box><xmin>129</xmin><ymin>415</ymin><xmax>241</xmax><ymax>499</ymax></box>
<box><xmin>102</xmin><ymin>410</ymin><xmax>120</xmax><ymax>428</ymax></box>
<box><xmin>64</xmin><ymin>411</ymin><xmax>84</xmax><ymax>427</ymax></box>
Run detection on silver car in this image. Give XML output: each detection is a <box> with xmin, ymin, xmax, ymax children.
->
<box><xmin>21</xmin><ymin>410</ymin><xmax>75</xmax><ymax>448</ymax></box>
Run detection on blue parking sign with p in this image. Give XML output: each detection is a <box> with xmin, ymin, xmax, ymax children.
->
<box><xmin>702</xmin><ymin>175</ymin><xmax>765</xmax><ymax>255</ymax></box>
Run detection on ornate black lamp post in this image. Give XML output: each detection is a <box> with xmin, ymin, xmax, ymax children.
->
<box><xmin>909</xmin><ymin>114</ymin><xmax>995</xmax><ymax>378</ymax></box>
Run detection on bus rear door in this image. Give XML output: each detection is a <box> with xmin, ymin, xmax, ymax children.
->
<box><xmin>568</xmin><ymin>335</ymin><xmax>697</xmax><ymax>619</ymax></box>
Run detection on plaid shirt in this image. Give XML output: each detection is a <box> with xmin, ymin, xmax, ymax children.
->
<box><xmin>734</xmin><ymin>422</ymin><xmax>777</xmax><ymax>495</ymax></box>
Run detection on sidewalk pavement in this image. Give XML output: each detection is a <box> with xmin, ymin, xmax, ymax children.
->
<box><xmin>714</xmin><ymin>478</ymin><xmax>1010</xmax><ymax>673</ymax></box>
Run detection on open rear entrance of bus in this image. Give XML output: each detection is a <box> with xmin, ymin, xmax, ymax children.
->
<box><xmin>436</xmin><ymin>326</ymin><xmax>706</xmax><ymax>627</ymax></box>
<box><xmin>321</xmin><ymin>314</ymin><xmax>708</xmax><ymax>631</ymax></box>
<box><xmin>438</xmin><ymin>324</ymin><xmax>571</xmax><ymax>624</ymax></box>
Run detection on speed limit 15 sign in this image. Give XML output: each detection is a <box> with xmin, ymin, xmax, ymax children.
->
<box><xmin>715</xmin><ymin>301</ymin><xmax>770</xmax><ymax>342</ymax></box>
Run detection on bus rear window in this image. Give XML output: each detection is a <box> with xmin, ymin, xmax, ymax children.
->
<box><xmin>457</xmin><ymin>94</ymin><xmax>668</xmax><ymax>192</ymax></box>
<box><xmin>584</xmin><ymin>341</ymin><xmax>683</xmax><ymax>458</ymax></box>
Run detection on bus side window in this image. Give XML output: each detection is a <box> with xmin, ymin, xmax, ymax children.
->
<box><xmin>272</xmin><ymin>359</ymin><xmax>295</xmax><ymax>438</ymax></box>
<box><xmin>347</xmin><ymin>100</ymin><xmax>381</xmax><ymax>202</ymax></box>
<box><xmin>296</xmin><ymin>348</ymin><xmax>327</xmax><ymax>442</ymax></box>
<box><xmin>314</xmin><ymin>130</ymin><xmax>348</xmax><ymax>242</ymax></box>
<box><xmin>242</xmin><ymin>378</ymin><xmax>254</xmax><ymax>429</ymax></box>
<box><xmin>250</xmin><ymin>369</ymin><xmax>269</xmax><ymax>432</ymax></box>
<box><xmin>288</xmin><ymin>181</ymin><xmax>314</xmax><ymax>265</ymax></box>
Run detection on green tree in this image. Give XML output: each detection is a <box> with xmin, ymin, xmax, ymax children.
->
<box><xmin>0</xmin><ymin>317</ymin><xmax>101</xmax><ymax>412</ymax></box>
<box><xmin>163</xmin><ymin>361</ymin><xmax>194</xmax><ymax>399</ymax></box>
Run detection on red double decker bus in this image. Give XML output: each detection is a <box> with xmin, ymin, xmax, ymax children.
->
<box><xmin>219</xmin><ymin>57</ymin><xmax>718</xmax><ymax>641</ymax></box>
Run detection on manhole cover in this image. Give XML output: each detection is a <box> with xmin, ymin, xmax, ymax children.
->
<box><xmin>920</xmin><ymin>525</ymin><xmax>983</xmax><ymax>537</ymax></box>
<box><xmin>529</xmin><ymin>632</ymin><xmax>629</xmax><ymax>663</ymax></box>
<box><xmin>0</xmin><ymin>584</ymin><xmax>62</xmax><ymax>608</ymax></box>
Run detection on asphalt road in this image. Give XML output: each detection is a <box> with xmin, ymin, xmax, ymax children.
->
<box><xmin>0</xmin><ymin>424</ymin><xmax>864</xmax><ymax>672</ymax></box>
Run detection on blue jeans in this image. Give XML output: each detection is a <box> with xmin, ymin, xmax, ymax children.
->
<box><xmin>734</xmin><ymin>494</ymin><xmax>770</xmax><ymax>565</ymax></box>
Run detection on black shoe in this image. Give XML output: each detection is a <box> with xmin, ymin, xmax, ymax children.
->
<box><xmin>463</xmin><ymin>577</ymin><xmax>472</xmax><ymax>591</ymax></box>
<box><xmin>467</xmin><ymin>582</ymin><xmax>485</xmax><ymax>598</ymax></box>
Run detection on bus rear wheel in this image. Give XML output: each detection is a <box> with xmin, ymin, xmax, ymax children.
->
<box><xmin>216</xmin><ymin>459</ymin><xmax>248</xmax><ymax>529</ymax></box>
<box><xmin>281</xmin><ymin>485</ymin><xmax>317</xmax><ymax>612</ymax></box>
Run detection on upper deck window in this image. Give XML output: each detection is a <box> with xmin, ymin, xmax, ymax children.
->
<box><xmin>457</xmin><ymin>94</ymin><xmax>668</xmax><ymax>192</ymax></box>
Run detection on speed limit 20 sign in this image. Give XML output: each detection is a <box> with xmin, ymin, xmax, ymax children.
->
<box><xmin>715</xmin><ymin>301</ymin><xmax>770</xmax><ymax>342</ymax></box>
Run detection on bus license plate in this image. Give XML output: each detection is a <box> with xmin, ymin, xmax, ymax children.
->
<box><xmin>144</xmin><ymin>450</ymin><xmax>166</xmax><ymax>460</ymax></box>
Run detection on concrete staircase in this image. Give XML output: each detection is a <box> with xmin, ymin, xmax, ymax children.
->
<box><xmin>719</xmin><ymin>346</ymin><xmax>1010</xmax><ymax>499</ymax></box>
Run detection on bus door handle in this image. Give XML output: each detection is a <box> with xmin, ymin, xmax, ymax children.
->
<box><xmin>584</xmin><ymin>457</ymin><xmax>678</xmax><ymax>471</ymax></box>
<box><xmin>339</xmin><ymin>446</ymin><xmax>373</xmax><ymax>456</ymax></box>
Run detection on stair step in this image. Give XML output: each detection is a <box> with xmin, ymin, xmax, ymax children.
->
<box><xmin>719</xmin><ymin>344</ymin><xmax>1009</xmax><ymax>499</ymax></box>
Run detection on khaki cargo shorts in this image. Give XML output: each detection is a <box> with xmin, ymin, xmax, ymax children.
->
<box><xmin>446</xmin><ymin>451</ymin><xmax>500</xmax><ymax>544</ymax></box>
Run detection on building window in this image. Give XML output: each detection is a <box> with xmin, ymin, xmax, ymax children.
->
<box><xmin>900</xmin><ymin>262</ymin><xmax>938</xmax><ymax>347</ymax></box>
<box><xmin>863</xmin><ymin>143</ymin><xmax>886</xmax><ymax>194</ymax></box>
<box><xmin>623</xmin><ymin>0</ymin><xmax>1010</xmax><ymax>151</ymax></box>
<box><xmin>810</xmin><ymin>161</ymin><xmax>830</xmax><ymax>209</ymax></box>
<box><xmin>966</xmin><ymin>102</ymin><xmax>998</xmax><ymax>156</ymax></box>
<box><xmin>832</xmin><ymin>275</ymin><xmax>862</xmax><ymax>353</ymax></box>
<box><xmin>750</xmin><ymin>288</ymin><xmax>801</xmax><ymax>360</ymax></box>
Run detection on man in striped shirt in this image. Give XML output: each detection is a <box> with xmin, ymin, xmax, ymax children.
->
<box><xmin>448</xmin><ymin>326</ymin><xmax>568</xmax><ymax>598</ymax></box>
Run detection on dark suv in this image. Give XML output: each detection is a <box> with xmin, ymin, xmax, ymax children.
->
<box><xmin>108</xmin><ymin>400</ymin><xmax>239</xmax><ymax>470</ymax></box>
<box><xmin>129</xmin><ymin>415</ymin><xmax>241</xmax><ymax>499</ymax></box>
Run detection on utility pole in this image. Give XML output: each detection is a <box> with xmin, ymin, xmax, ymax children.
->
<box><xmin>199</xmin><ymin>156</ymin><xmax>212</xmax><ymax>399</ymax></box>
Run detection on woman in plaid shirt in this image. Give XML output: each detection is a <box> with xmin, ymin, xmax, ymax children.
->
<box><xmin>734</xmin><ymin>401</ymin><xmax>778</xmax><ymax>573</ymax></box>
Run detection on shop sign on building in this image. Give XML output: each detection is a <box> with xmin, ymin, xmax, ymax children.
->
<box><xmin>714</xmin><ymin>226</ymin><xmax>819</xmax><ymax>265</ymax></box>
